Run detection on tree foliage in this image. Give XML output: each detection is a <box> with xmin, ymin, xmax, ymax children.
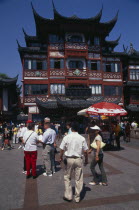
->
<box><xmin>0</xmin><ymin>73</ymin><xmax>10</xmax><ymax>79</ymax></box>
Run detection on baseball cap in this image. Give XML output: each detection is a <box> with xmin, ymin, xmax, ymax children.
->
<box><xmin>26</xmin><ymin>120</ymin><xmax>33</xmax><ymax>123</ymax></box>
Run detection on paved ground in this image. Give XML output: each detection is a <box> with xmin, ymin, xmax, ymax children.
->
<box><xmin>0</xmin><ymin>136</ymin><xmax>139</xmax><ymax>210</ymax></box>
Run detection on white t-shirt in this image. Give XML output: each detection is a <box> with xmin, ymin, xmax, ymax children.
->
<box><xmin>131</xmin><ymin>122</ymin><xmax>137</xmax><ymax>129</ymax></box>
<box><xmin>93</xmin><ymin>134</ymin><xmax>103</xmax><ymax>155</ymax></box>
<box><xmin>20</xmin><ymin>127</ymin><xmax>28</xmax><ymax>138</ymax></box>
<box><xmin>60</xmin><ymin>132</ymin><xmax>88</xmax><ymax>158</ymax></box>
<box><xmin>23</xmin><ymin>130</ymin><xmax>39</xmax><ymax>151</ymax></box>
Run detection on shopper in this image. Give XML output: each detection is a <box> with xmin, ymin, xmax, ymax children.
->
<box><xmin>88</xmin><ymin>125</ymin><xmax>108</xmax><ymax>186</ymax></box>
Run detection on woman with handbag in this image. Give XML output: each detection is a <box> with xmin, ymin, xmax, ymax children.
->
<box><xmin>88</xmin><ymin>125</ymin><xmax>108</xmax><ymax>186</ymax></box>
<box><xmin>23</xmin><ymin>123</ymin><xmax>39</xmax><ymax>179</ymax></box>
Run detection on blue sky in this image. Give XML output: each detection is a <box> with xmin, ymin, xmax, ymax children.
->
<box><xmin>0</xmin><ymin>0</ymin><xmax>139</xmax><ymax>84</ymax></box>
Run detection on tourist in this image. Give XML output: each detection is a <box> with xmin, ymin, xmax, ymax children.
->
<box><xmin>59</xmin><ymin>122</ymin><xmax>88</xmax><ymax>203</ymax></box>
<box><xmin>125</xmin><ymin>122</ymin><xmax>131</xmax><ymax>142</ymax></box>
<box><xmin>36</xmin><ymin>125</ymin><xmax>43</xmax><ymax>135</ymax></box>
<box><xmin>40</xmin><ymin>122</ymin><xmax>56</xmax><ymax>176</ymax></box>
<box><xmin>131</xmin><ymin>121</ymin><xmax>138</xmax><ymax>129</ymax></box>
<box><xmin>12</xmin><ymin>125</ymin><xmax>18</xmax><ymax>144</ymax></box>
<box><xmin>34</xmin><ymin>122</ymin><xmax>39</xmax><ymax>132</ymax></box>
<box><xmin>2</xmin><ymin>128</ymin><xmax>12</xmax><ymax>150</ymax></box>
<box><xmin>88</xmin><ymin>125</ymin><xmax>108</xmax><ymax>186</ymax></box>
<box><xmin>120</xmin><ymin>121</ymin><xmax>126</xmax><ymax>141</ymax></box>
<box><xmin>44</xmin><ymin>117</ymin><xmax>57</xmax><ymax>133</ymax></box>
<box><xmin>23</xmin><ymin>123</ymin><xmax>39</xmax><ymax>179</ymax></box>
<box><xmin>101</xmin><ymin>125</ymin><xmax>112</xmax><ymax>147</ymax></box>
<box><xmin>18</xmin><ymin>124</ymin><xmax>27</xmax><ymax>149</ymax></box>
<box><xmin>113</xmin><ymin>121</ymin><xmax>121</xmax><ymax>150</ymax></box>
<box><xmin>0</xmin><ymin>123</ymin><xmax>5</xmax><ymax>150</ymax></box>
<box><xmin>65</xmin><ymin>122</ymin><xmax>72</xmax><ymax>135</ymax></box>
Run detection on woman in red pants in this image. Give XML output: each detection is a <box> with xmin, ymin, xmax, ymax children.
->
<box><xmin>23</xmin><ymin>123</ymin><xmax>39</xmax><ymax>179</ymax></box>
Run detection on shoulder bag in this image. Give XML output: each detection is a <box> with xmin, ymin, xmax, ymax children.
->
<box><xmin>24</xmin><ymin>132</ymin><xmax>34</xmax><ymax>146</ymax></box>
<box><xmin>91</xmin><ymin>140</ymin><xmax>106</xmax><ymax>149</ymax></box>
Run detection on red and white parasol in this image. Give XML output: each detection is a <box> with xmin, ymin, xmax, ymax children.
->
<box><xmin>87</xmin><ymin>102</ymin><xmax>127</xmax><ymax>116</ymax></box>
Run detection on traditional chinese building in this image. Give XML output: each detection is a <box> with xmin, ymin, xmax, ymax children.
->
<box><xmin>122</xmin><ymin>44</ymin><xmax>139</xmax><ymax>121</ymax></box>
<box><xmin>18</xmin><ymin>2</ymin><xmax>126</xmax><ymax>121</ymax></box>
<box><xmin>0</xmin><ymin>76</ymin><xmax>18</xmax><ymax>121</ymax></box>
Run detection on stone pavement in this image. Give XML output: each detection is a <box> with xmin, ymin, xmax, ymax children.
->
<box><xmin>0</xmin><ymin>137</ymin><xmax>139</xmax><ymax>210</ymax></box>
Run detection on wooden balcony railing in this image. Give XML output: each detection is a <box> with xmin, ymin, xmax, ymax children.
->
<box><xmin>67</xmin><ymin>69</ymin><xmax>87</xmax><ymax>77</ymax></box>
<box><xmin>24</xmin><ymin>70</ymin><xmax>48</xmax><ymax>78</ymax></box>
<box><xmin>104</xmin><ymin>96</ymin><xmax>123</xmax><ymax>103</ymax></box>
<box><xmin>50</xmin><ymin>69</ymin><xmax>65</xmax><ymax>77</ymax></box>
<box><xmin>24</xmin><ymin>96</ymin><xmax>48</xmax><ymax>103</ymax></box>
<box><xmin>89</xmin><ymin>71</ymin><xmax>102</xmax><ymax>79</ymax></box>
<box><xmin>49</xmin><ymin>43</ymin><xmax>64</xmax><ymax>50</ymax></box>
<box><xmin>48</xmin><ymin>42</ymin><xmax>101</xmax><ymax>52</ymax></box>
<box><xmin>65</xmin><ymin>50</ymin><xmax>87</xmax><ymax>57</ymax></box>
<box><xmin>88</xmin><ymin>45</ymin><xmax>101</xmax><ymax>51</ymax></box>
<box><xmin>130</xmin><ymin>99</ymin><xmax>139</xmax><ymax>104</ymax></box>
<box><xmin>65</xmin><ymin>42</ymin><xmax>88</xmax><ymax>50</ymax></box>
<box><xmin>103</xmin><ymin>72</ymin><xmax>122</xmax><ymax>80</ymax></box>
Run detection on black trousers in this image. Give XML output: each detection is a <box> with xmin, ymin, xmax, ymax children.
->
<box><xmin>90</xmin><ymin>154</ymin><xmax>107</xmax><ymax>183</ymax></box>
<box><xmin>23</xmin><ymin>156</ymin><xmax>26</xmax><ymax>171</ymax></box>
<box><xmin>115</xmin><ymin>136</ymin><xmax>120</xmax><ymax>149</ymax></box>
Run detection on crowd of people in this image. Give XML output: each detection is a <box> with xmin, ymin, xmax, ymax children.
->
<box><xmin>0</xmin><ymin>118</ymin><xmax>137</xmax><ymax>203</ymax></box>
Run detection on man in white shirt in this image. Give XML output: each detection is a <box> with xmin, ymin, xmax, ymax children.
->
<box><xmin>41</xmin><ymin>122</ymin><xmax>56</xmax><ymax>176</ymax></box>
<box><xmin>59</xmin><ymin>122</ymin><xmax>88</xmax><ymax>203</ymax></box>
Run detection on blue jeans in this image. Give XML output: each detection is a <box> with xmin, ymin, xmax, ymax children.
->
<box><xmin>90</xmin><ymin>154</ymin><xmax>107</xmax><ymax>183</ymax></box>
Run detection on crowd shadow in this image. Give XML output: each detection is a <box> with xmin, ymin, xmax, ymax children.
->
<box><xmin>36</xmin><ymin>161</ymin><xmax>62</xmax><ymax>177</ymax></box>
<box><xmin>103</xmin><ymin>145</ymin><xmax>125</xmax><ymax>151</ymax></box>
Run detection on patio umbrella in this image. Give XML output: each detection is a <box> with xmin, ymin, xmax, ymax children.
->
<box><xmin>77</xmin><ymin>108</ymin><xmax>88</xmax><ymax>116</ymax></box>
<box><xmin>87</xmin><ymin>102</ymin><xmax>127</xmax><ymax>116</ymax></box>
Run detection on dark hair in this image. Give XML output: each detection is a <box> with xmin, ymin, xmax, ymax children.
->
<box><xmin>71</xmin><ymin>122</ymin><xmax>79</xmax><ymax>132</ymax></box>
<box><xmin>66</xmin><ymin>122</ymin><xmax>71</xmax><ymax>127</ymax></box>
<box><xmin>27</xmin><ymin>123</ymin><xmax>35</xmax><ymax>130</ymax></box>
<box><xmin>90</xmin><ymin>120</ymin><xmax>96</xmax><ymax>127</ymax></box>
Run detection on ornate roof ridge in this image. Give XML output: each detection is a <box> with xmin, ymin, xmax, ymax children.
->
<box><xmin>18</xmin><ymin>46</ymin><xmax>47</xmax><ymax>53</ymax></box>
<box><xmin>105</xmin><ymin>34</ymin><xmax>121</xmax><ymax>43</ymax></box>
<box><xmin>22</xmin><ymin>28</ymin><xmax>37</xmax><ymax>40</ymax></box>
<box><xmin>52</xmin><ymin>0</ymin><xmax>103</xmax><ymax>22</ymax></box>
<box><xmin>100</xmin><ymin>10</ymin><xmax>119</xmax><ymax>25</ymax></box>
<box><xmin>105</xmin><ymin>34</ymin><xmax>121</xmax><ymax>46</ymax></box>
<box><xmin>128</xmin><ymin>43</ymin><xmax>139</xmax><ymax>56</ymax></box>
<box><xmin>16</xmin><ymin>39</ymin><xmax>22</xmax><ymax>48</ymax></box>
<box><xmin>0</xmin><ymin>75</ymin><xmax>18</xmax><ymax>83</ymax></box>
<box><xmin>31</xmin><ymin>2</ymin><xmax>53</xmax><ymax>22</ymax></box>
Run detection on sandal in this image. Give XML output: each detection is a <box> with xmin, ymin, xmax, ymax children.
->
<box><xmin>89</xmin><ymin>182</ymin><xmax>97</xmax><ymax>186</ymax></box>
<box><xmin>102</xmin><ymin>183</ymin><xmax>108</xmax><ymax>186</ymax></box>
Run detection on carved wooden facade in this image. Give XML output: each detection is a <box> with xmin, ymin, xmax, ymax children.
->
<box><xmin>18</xmin><ymin>2</ymin><xmax>139</xmax><ymax>120</ymax></box>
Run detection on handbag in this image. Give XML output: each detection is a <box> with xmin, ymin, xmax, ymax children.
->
<box><xmin>4</xmin><ymin>139</ymin><xmax>9</xmax><ymax>145</ymax></box>
<box><xmin>91</xmin><ymin>140</ymin><xmax>106</xmax><ymax>149</ymax></box>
